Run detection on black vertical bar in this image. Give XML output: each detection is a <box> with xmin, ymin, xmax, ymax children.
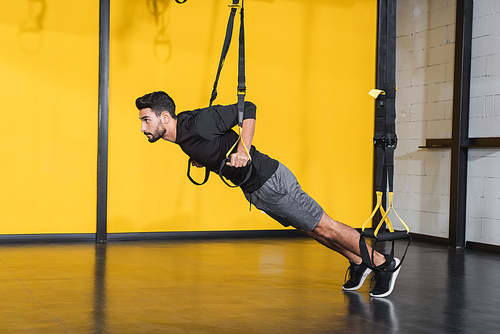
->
<box><xmin>373</xmin><ymin>0</ymin><xmax>395</xmax><ymax>229</ymax></box>
<box><xmin>449</xmin><ymin>0</ymin><xmax>473</xmax><ymax>249</ymax></box>
<box><xmin>97</xmin><ymin>0</ymin><xmax>110</xmax><ymax>243</ymax></box>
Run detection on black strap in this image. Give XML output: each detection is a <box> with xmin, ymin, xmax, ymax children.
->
<box><xmin>358</xmin><ymin>230</ymin><xmax>411</xmax><ymax>273</ymax></box>
<box><xmin>209</xmin><ymin>0</ymin><xmax>246</xmax><ymax>126</ymax></box>
<box><xmin>236</xmin><ymin>1</ymin><xmax>246</xmax><ymax>127</ymax></box>
<box><xmin>209</xmin><ymin>1</ymin><xmax>240</xmax><ymax>107</ymax></box>
<box><xmin>187</xmin><ymin>158</ymin><xmax>210</xmax><ymax>186</ymax></box>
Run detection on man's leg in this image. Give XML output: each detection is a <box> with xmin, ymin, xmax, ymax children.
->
<box><xmin>243</xmin><ymin>162</ymin><xmax>399</xmax><ymax>296</ymax></box>
<box><xmin>297</xmin><ymin>211</ymin><xmax>385</xmax><ymax>267</ymax></box>
<box><xmin>295</xmin><ymin>225</ymin><xmax>361</xmax><ymax>263</ymax></box>
<box><xmin>298</xmin><ymin>211</ymin><xmax>401</xmax><ymax>297</ymax></box>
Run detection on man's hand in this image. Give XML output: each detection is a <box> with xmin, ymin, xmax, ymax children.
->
<box><xmin>191</xmin><ymin>160</ymin><xmax>204</xmax><ymax>168</ymax></box>
<box><xmin>226</xmin><ymin>152</ymin><xmax>250</xmax><ymax>168</ymax></box>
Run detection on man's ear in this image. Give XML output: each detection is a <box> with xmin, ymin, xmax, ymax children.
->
<box><xmin>160</xmin><ymin>111</ymin><xmax>171</xmax><ymax>124</ymax></box>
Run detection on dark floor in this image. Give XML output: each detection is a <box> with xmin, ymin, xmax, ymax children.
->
<box><xmin>1</xmin><ymin>237</ymin><xmax>499</xmax><ymax>333</ymax></box>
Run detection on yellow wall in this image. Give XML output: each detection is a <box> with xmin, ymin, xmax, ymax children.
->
<box><xmin>0</xmin><ymin>1</ymin><xmax>98</xmax><ymax>234</ymax></box>
<box><xmin>0</xmin><ymin>0</ymin><xmax>376</xmax><ymax>236</ymax></box>
<box><xmin>108</xmin><ymin>0</ymin><xmax>377</xmax><ymax>233</ymax></box>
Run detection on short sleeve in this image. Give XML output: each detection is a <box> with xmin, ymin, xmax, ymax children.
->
<box><xmin>194</xmin><ymin>102</ymin><xmax>257</xmax><ymax>140</ymax></box>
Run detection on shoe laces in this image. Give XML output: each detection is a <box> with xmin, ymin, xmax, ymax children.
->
<box><xmin>344</xmin><ymin>263</ymin><xmax>355</xmax><ymax>283</ymax></box>
<box><xmin>371</xmin><ymin>268</ymin><xmax>390</xmax><ymax>289</ymax></box>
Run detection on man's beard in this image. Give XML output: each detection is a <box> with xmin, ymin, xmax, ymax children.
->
<box><xmin>145</xmin><ymin>124</ymin><xmax>166</xmax><ymax>143</ymax></box>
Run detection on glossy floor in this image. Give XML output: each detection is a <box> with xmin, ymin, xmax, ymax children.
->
<box><xmin>1</xmin><ymin>238</ymin><xmax>499</xmax><ymax>333</ymax></box>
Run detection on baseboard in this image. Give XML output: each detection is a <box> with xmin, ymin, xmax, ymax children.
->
<box><xmin>410</xmin><ymin>233</ymin><xmax>500</xmax><ymax>253</ymax></box>
<box><xmin>0</xmin><ymin>230</ymin><xmax>304</xmax><ymax>244</ymax></box>
<box><xmin>465</xmin><ymin>241</ymin><xmax>500</xmax><ymax>254</ymax></box>
<box><xmin>0</xmin><ymin>233</ymin><xmax>96</xmax><ymax>244</ymax></box>
<box><xmin>107</xmin><ymin>230</ymin><xmax>304</xmax><ymax>241</ymax></box>
<box><xmin>410</xmin><ymin>233</ymin><xmax>449</xmax><ymax>246</ymax></box>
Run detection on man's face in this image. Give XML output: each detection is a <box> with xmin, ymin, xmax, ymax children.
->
<box><xmin>139</xmin><ymin>108</ymin><xmax>166</xmax><ymax>143</ymax></box>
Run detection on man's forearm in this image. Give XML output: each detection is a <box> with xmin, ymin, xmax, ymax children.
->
<box><xmin>226</xmin><ymin>118</ymin><xmax>255</xmax><ymax>168</ymax></box>
<box><xmin>238</xmin><ymin>118</ymin><xmax>255</xmax><ymax>156</ymax></box>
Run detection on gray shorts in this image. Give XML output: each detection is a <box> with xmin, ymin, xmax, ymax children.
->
<box><xmin>243</xmin><ymin>163</ymin><xmax>324</xmax><ymax>232</ymax></box>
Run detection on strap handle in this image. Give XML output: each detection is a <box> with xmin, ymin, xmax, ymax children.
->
<box><xmin>218</xmin><ymin>125</ymin><xmax>253</xmax><ymax>188</ymax></box>
<box><xmin>187</xmin><ymin>158</ymin><xmax>210</xmax><ymax>186</ymax></box>
<box><xmin>359</xmin><ymin>232</ymin><xmax>412</xmax><ymax>273</ymax></box>
<box><xmin>218</xmin><ymin>158</ymin><xmax>253</xmax><ymax>188</ymax></box>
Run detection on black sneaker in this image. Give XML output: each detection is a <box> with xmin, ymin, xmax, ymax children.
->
<box><xmin>342</xmin><ymin>261</ymin><xmax>372</xmax><ymax>291</ymax></box>
<box><xmin>369</xmin><ymin>258</ymin><xmax>401</xmax><ymax>298</ymax></box>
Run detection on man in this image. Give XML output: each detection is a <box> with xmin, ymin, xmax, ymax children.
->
<box><xmin>136</xmin><ymin>91</ymin><xmax>401</xmax><ymax>298</ymax></box>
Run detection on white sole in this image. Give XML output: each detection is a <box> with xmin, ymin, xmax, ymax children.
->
<box><xmin>342</xmin><ymin>268</ymin><xmax>372</xmax><ymax>291</ymax></box>
<box><xmin>370</xmin><ymin>258</ymin><xmax>401</xmax><ymax>298</ymax></box>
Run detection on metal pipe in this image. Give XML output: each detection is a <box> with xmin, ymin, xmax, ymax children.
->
<box><xmin>449</xmin><ymin>0</ymin><xmax>473</xmax><ymax>249</ymax></box>
<box><xmin>97</xmin><ymin>0</ymin><xmax>110</xmax><ymax>243</ymax></box>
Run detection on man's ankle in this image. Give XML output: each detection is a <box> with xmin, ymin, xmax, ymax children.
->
<box><xmin>373</xmin><ymin>254</ymin><xmax>388</xmax><ymax>268</ymax></box>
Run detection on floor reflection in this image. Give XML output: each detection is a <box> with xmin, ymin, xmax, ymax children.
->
<box><xmin>1</xmin><ymin>239</ymin><xmax>500</xmax><ymax>333</ymax></box>
<box><xmin>93</xmin><ymin>243</ymin><xmax>107</xmax><ymax>333</ymax></box>
<box><xmin>343</xmin><ymin>291</ymin><xmax>399</xmax><ymax>334</ymax></box>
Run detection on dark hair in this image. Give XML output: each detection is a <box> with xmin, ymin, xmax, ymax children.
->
<box><xmin>136</xmin><ymin>91</ymin><xmax>176</xmax><ymax>119</ymax></box>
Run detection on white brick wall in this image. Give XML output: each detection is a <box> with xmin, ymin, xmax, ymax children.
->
<box><xmin>467</xmin><ymin>0</ymin><xmax>500</xmax><ymax>246</ymax></box>
<box><xmin>470</xmin><ymin>0</ymin><xmax>500</xmax><ymax>137</ymax></box>
<box><xmin>395</xmin><ymin>0</ymin><xmax>456</xmax><ymax>238</ymax></box>
<box><xmin>396</xmin><ymin>0</ymin><xmax>500</xmax><ymax>245</ymax></box>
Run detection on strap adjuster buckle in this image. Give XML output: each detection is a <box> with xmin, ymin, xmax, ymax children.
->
<box><xmin>386</xmin><ymin>137</ymin><xmax>397</xmax><ymax>148</ymax></box>
<box><xmin>374</xmin><ymin>137</ymin><xmax>385</xmax><ymax>148</ymax></box>
<box><xmin>374</xmin><ymin>136</ymin><xmax>398</xmax><ymax>149</ymax></box>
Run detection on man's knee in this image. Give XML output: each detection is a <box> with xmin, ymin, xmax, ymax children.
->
<box><xmin>292</xmin><ymin>224</ymin><xmax>310</xmax><ymax>237</ymax></box>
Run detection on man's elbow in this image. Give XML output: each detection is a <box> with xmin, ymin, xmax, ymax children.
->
<box><xmin>243</xmin><ymin>101</ymin><xmax>257</xmax><ymax>120</ymax></box>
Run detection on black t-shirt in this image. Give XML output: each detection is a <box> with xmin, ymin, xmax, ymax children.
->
<box><xmin>174</xmin><ymin>102</ymin><xmax>279</xmax><ymax>193</ymax></box>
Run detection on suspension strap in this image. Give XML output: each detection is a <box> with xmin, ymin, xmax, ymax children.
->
<box><xmin>189</xmin><ymin>1</ymin><xmax>238</xmax><ymax>186</ymax></box>
<box><xmin>358</xmin><ymin>0</ymin><xmax>411</xmax><ymax>272</ymax></box>
<box><xmin>209</xmin><ymin>1</ymin><xmax>240</xmax><ymax>107</ymax></box>
<box><xmin>187</xmin><ymin>0</ymin><xmax>252</xmax><ymax>187</ymax></box>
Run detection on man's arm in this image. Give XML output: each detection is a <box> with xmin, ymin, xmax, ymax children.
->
<box><xmin>227</xmin><ymin>118</ymin><xmax>255</xmax><ymax>168</ymax></box>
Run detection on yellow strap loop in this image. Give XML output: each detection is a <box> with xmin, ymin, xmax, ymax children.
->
<box><xmin>374</xmin><ymin>204</ymin><xmax>393</xmax><ymax>237</ymax></box>
<box><xmin>388</xmin><ymin>192</ymin><xmax>410</xmax><ymax>233</ymax></box>
<box><xmin>361</xmin><ymin>191</ymin><xmax>383</xmax><ymax>231</ymax></box>
<box><xmin>371</xmin><ymin>192</ymin><xmax>410</xmax><ymax>237</ymax></box>
<box><xmin>225</xmin><ymin>126</ymin><xmax>252</xmax><ymax>161</ymax></box>
<box><xmin>362</xmin><ymin>192</ymin><xmax>410</xmax><ymax>238</ymax></box>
